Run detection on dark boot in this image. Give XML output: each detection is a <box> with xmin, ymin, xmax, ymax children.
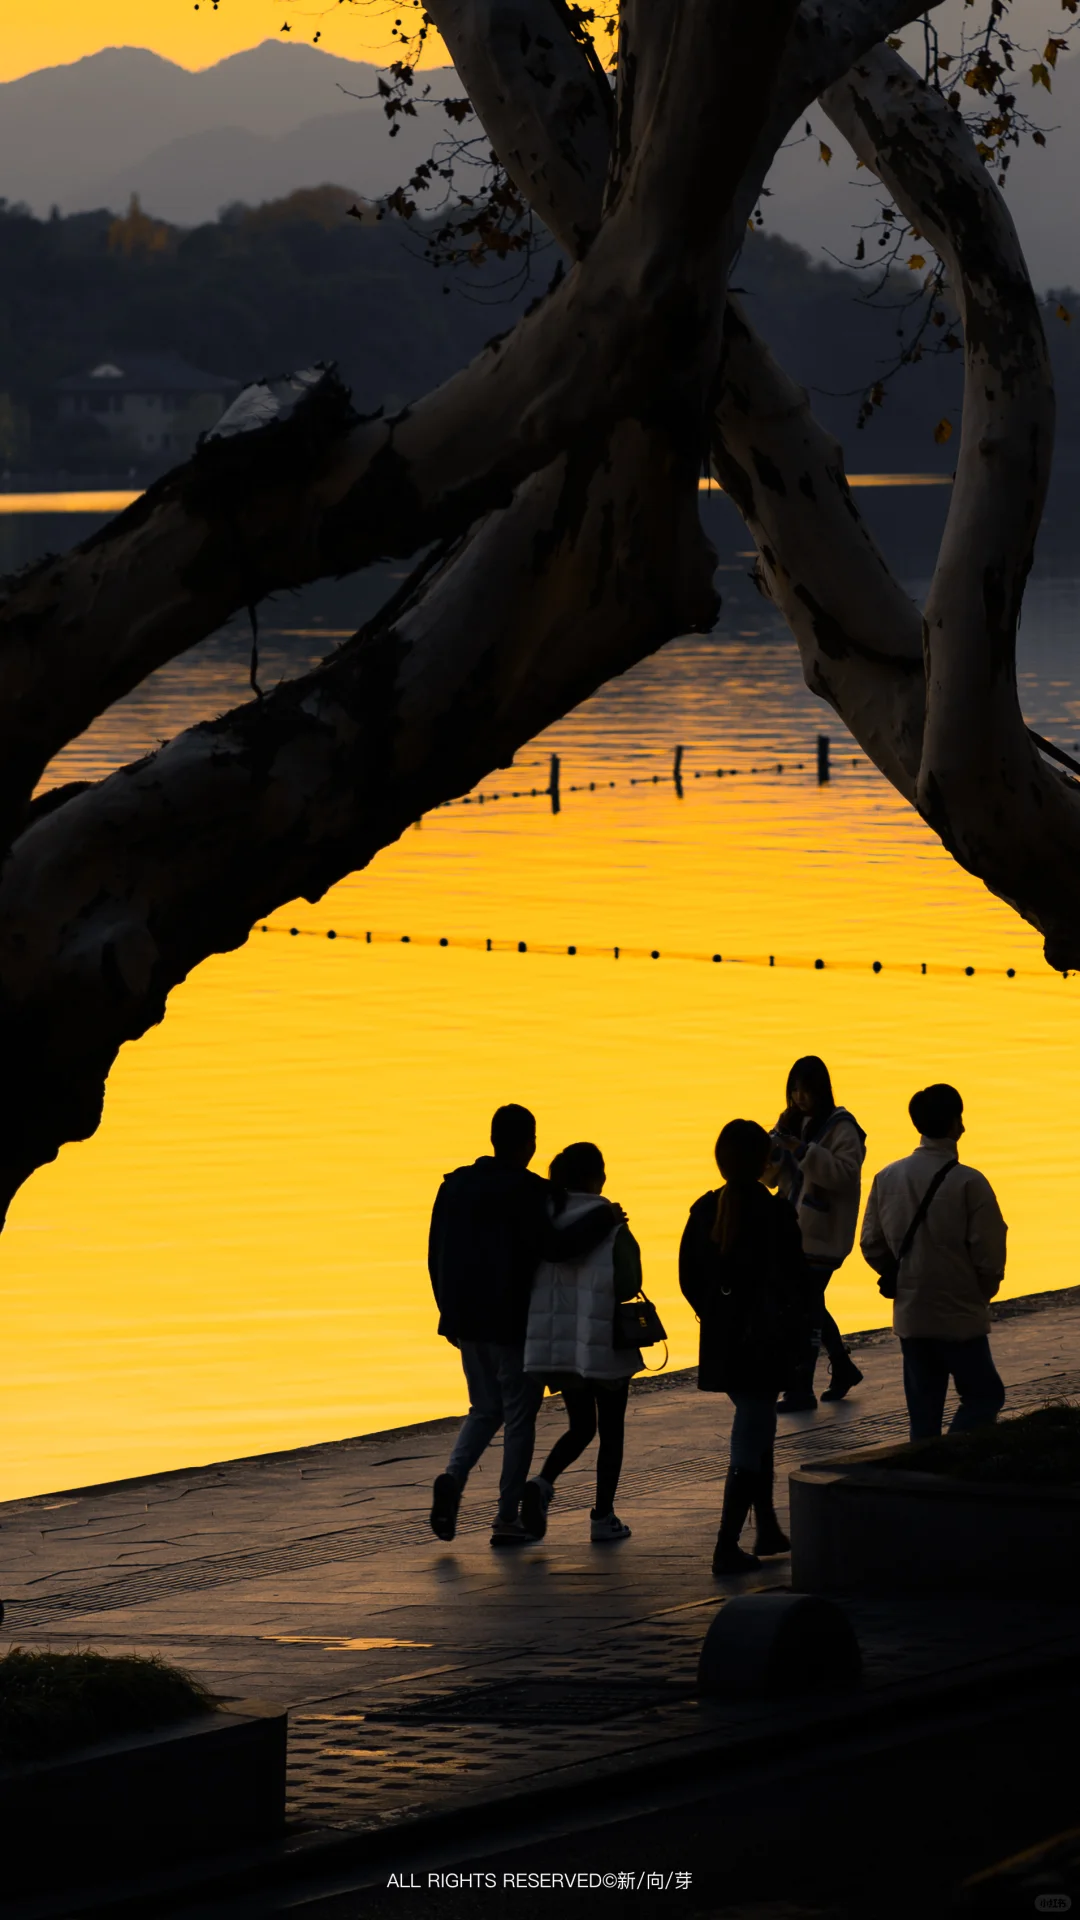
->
<box><xmin>751</xmin><ymin>1463</ymin><xmax>790</xmax><ymax>1557</ymax></box>
<box><xmin>777</xmin><ymin>1348</ymin><xmax>819</xmax><ymax>1414</ymax></box>
<box><xmin>712</xmin><ymin>1468</ymin><xmax>761</xmax><ymax>1574</ymax></box>
<box><xmin>821</xmin><ymin>1348</ymin><xmax>864</xmax><ymax>1402</ymax></box>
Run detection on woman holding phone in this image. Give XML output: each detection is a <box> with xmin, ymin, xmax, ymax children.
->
<box><xmin>767</xmin><ymin>1055</ymin><xmax>866</xmax><ymax>1410</ymax></box>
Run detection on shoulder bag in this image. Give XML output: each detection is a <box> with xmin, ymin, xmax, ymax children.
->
<box><xmin>614</xmin><ymin>1291</ymin><xmax>667</xmax><ymax>1349</ymax></box>
<box><xmin>876</xmin><ymin>1161</ymin><xmax>957</xmax><ymax>1299</ymax></box>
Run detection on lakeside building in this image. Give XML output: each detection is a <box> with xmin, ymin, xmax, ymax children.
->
<box><xmin>54</xmin><ymin>352</ymin><xmax>237</xmax><ymax>460</ymax></box>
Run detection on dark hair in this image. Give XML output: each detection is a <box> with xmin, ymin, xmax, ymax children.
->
<box><xmin>909</xmin><ymin>1084</ymin><xmax>963</xmax><ymax>1136</ymax></box>
<box><xmin>785</xmin><ymin>1055</ymin><xmax>835</xmax><ymax>1116</ymax></box>
<box><xmin>712</xmin><ymin>1119</ymin><xmax>770</xmax><ymax>1249</ymax></box>
<box><xmin>549</xmin><ymin>1141</ymin><xmax>605</xmax><ymax>1190</ymax></box>
<box><xmin>714</xmin><ymin>1119</ymin><xmax>771</xmax><ymax>1183</ymax></box>
<box><xmin>490</xmin><ymin>1104</ymin><xmax>536</xmax><ymax>1155</ymax></box>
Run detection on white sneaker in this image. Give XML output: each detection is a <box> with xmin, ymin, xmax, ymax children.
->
<box><xmin>521</xmin><ymin>1476</ymin><xmax>554</xmax><ymax>1540</ymax></box>
<box><xmin>590</xmin><ymin>1509</ymin><xmax>631</xmax><ymax>1543</ymax></box>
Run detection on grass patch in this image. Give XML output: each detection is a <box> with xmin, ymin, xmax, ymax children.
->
<box><xmin>0</xmin><ymin>1649</ymin><xmax>214</xmax><ymax>1766</ymax></box>
<box><xmin>881</xmin><ymin>1403</ymin><xmax>1080</xmax><ymax>1486</ymax></box>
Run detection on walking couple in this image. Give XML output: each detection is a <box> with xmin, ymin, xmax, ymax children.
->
<box><xmin>427</xmin><ymin>1104</ymin><xmax>644</xmax><ymax>1547</ymax></box>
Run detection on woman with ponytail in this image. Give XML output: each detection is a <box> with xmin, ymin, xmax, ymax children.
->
<box><xmin>680</xmin><ymin>1120</ymin><xmax>813</xmax><ymax>1573</ymax></box>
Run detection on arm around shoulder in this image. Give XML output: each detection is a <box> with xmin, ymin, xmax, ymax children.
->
<box><xmin>540</xmin><ymin>1199</ymin><xmax>615</xmax><ymax>1262</ymax></box>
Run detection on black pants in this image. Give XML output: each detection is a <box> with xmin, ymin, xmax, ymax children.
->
<box><xmin>900</xmin><ymin>1334</ymin><xmax>1005</xmax><ymax>1441</ymax></box>
<box><xmin>785</xmin><ymin>1260</ymin><xmax>844</xmax><ymax>1395</ymax></box>
<box><xmin>809</xmin><ymin>1259</ymin><xmax>846</xmax><ymax>1364</ymax></box>
<box><xmin>539</xmin><ymin>1378</ymin><xmax>630</xmax><ymax>1516</ymax></box>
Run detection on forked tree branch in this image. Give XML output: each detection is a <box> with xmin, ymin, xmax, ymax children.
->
<box><xmin>1</xmin><ymin>0</ymin><xmax>940</xmax><ymax>836</ymax></box>
<box><xmin>7</xmin><ymin>0</ymin><xmax>1069</xmax><ymax>1226</ymax></box>
<box><xmin>0</xmin><ymin>0</ymin><xmax>795</xmax><ymax>831</ymax></box>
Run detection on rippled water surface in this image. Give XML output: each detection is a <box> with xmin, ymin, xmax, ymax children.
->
<box><xmin>1</xmin><ymin>485</ymin><xmax>1078</xmax><ymax>1499</ymax></box>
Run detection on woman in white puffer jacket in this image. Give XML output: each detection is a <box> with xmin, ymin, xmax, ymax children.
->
<box><xmin>522</xmin><ymin>1142</ymin><xmax>643</xmax><ymax>1544</ymax></box>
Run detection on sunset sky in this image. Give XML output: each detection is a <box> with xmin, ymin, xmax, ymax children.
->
<box><xmin>7</xmin><ymin>0</ymin><xmax>1063</xmax><ymax>85</ymax></box>
<box><xmin>2</xmin><ymin>0</ymin><xmax>445</xmax><ymax>84</ymax></box>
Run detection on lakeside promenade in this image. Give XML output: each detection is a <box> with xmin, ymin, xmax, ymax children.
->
<box><xmin>4</xmin><ymin>1289</ymin><xmax>1080</xmax><ymax>1911</ymax></box>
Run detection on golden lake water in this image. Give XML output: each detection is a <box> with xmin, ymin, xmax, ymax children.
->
<box><xmin>1</xmin><ymin>486</ymin><xmax>1078</xmax><ymax>1500</ymax></box>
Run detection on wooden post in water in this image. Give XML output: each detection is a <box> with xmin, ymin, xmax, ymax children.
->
<box><xmin>549</xmin><ymin>752</ymin><xmax>561</xmax><ymax>815</ymax></box>
<box><xmin>817</xmin><ymin>734</ymin><xmax>830</xmax><ymax>785</ymax></box>
<box><xmin>673</xmin><ymin>744</ymin><xmax>684</xmax><ymax>798</ymax></box>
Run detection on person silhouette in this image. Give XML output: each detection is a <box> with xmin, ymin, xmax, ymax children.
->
<box><xmin>767</xmin><ymin>1055</ymin><xmax>866</xmax><ymax>1410</ymax></box>
<box><xmin>681</xmin><ymin>1119</ymin><xmax>813</xmax><ymax>1574</ymax></box>
<box><xmin>861</xmin><ymin>1083</ymin><xmax>1007</xmax><ymax>1440</ymax></box>
<box><xmin>521</xmin><ymin>1141</ymin><xmax>643</xmax><ymax>1545</ymax></box>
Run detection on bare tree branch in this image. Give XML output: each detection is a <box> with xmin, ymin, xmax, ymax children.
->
<box><xmin>432</xmin><ymin>0</ymin><xmax>614</xmax><ymax>257</ymax></box>
<box><xmin>823</xmin><ymin>48</ymin><xmax>1080</xmax><ymax>967</ymax></box>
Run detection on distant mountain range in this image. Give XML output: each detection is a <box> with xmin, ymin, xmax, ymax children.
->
<box><xmin>0</xmin><ymin>37</ymin><xmax>1076</xmax><ymax>280</ymax></box>
<box><xmin>0</xmin><ymin>42</ymin><xmax>447</xmax><ymax>226</ymax></box>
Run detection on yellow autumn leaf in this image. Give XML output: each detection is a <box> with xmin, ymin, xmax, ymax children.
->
<box><xmin>908</xmin><ymin>253</ymin><xmax>926</xmax><ymax>270</ymax></box>
<box><xmin>1031</xmin><ymin>61</ymin><xmax>1052</xmax><ymax>89</ymax></box>
<box><xmin>1058</xmin><ymin>303</ymin><xmax>1073</xmax><ymax>324</ymax></box>
<box><xmin>819</xmin><ymin>141</ymin><xmax>833</xmax><ymax>165</ymax></box>
<box><xmin>933</xmin><ymin>418</ymin><xmax>954</xmax><ymax>445</ymax></box>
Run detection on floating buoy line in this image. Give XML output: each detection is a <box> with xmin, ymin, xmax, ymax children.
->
<box><xmin>256</xmin><ymin>922</ymin><xmax>1055</xmax><ymax>981</ymax></box>
<box><xmin>434</xmin><ymin>740</ymin><xmax>855</xmax><ymax>810</ymax></box>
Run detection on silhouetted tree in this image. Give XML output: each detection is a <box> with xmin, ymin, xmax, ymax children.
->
<box><xmin>0</xmin><ymin>0</ymin><xmax>1073</xmax><ymax>1218</ymax></box>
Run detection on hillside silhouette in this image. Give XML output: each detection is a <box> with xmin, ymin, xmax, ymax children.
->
<box><xmin>0</xmin><ymin>43</ymin><xmax>445</xmax><ymax>227</ymax></box>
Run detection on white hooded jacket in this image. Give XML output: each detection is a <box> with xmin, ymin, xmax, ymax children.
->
<box><xmin>767</xmin><ymin>1107</ymin><xmax>866</xmax><ymax>1264</ymax></box>
<box><xmin>524</xmin><ymin>1192</ymin><xmax>643</xmax><ymax>1382</ymax></box>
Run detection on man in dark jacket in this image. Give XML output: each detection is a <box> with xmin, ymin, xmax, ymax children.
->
<box><xmin>429</xmin><ymin>1103</ymin><xmax>619</xmax><ymax>1546</ymax></box>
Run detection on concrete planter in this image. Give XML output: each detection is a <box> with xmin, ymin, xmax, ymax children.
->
<box><xmin>0</xmin><ymin>1698</ymin><xmax>286</xmax><ymax>1896</ymax></box>
<box><xmin>789</xmin><ymin>1441</ymin><xmax>1080</xmax><ymax>1595</ymax></box>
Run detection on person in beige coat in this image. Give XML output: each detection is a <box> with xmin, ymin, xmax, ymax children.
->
<box><xmin>767</xmin><ymin>1054</ymin><xmax>866</xmax><ymax>1410</ymax></box>
<box><xmin>860</xmin><ymin>1083</ymin><xmax>1007</xmax><ymax>1441</ymax></box>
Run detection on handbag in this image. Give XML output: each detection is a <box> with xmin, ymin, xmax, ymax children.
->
<box><xmin>876</xmin><ymin>1161</ymin><xmax>956</xmax><ymax>1299</ymax></box>
<box><xmin>614</xmin><ymin>1291</ymin><xmax>667</xmax><ymax>1349</ymax></box>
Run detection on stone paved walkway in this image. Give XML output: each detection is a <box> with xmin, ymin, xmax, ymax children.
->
<box><xmin>3</xmin><ymin>1289</ymin><xmax>1080</xmax><ymax>1851</ymax></box>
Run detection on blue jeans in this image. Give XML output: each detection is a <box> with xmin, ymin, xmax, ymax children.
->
<box><xmin>446</xmin><ymin>1342</ymin><xmax>544</xmax><ymax>1523</ymax></box>
<box><xmin>728</xmin><ymin>1393</ymin><xmax>778</xmax><ymax>1471</ymax></box>
<box><xmin>900</xmin><ymin>1335</ymin><xmax>1006</xmax><ymax>1442</ymax></box>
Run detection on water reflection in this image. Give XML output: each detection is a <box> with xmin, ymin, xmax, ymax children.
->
<box><xmin>1</xmin><ymin>486</ymin><xmax>1078</xmax><ymax>1500</ymax></box>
